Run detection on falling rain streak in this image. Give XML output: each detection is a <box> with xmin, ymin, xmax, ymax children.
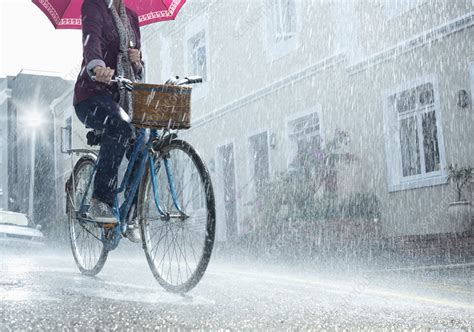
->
<box><xmin>0</xmin><ymin>0</ymin><xmax>472</xmax><ymax>330</ymax></box>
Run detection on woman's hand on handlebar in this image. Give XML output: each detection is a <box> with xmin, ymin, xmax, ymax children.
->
<box><xmin>93</xmin><ymin>66</ymin><xmax>115</xmax><ymax>84</ymax></box>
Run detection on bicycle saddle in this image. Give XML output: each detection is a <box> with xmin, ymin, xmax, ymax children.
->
<box><xmin>86</xmin><ymin>130</ymin><xmax>102</xmax><ymax>146</ymax></box>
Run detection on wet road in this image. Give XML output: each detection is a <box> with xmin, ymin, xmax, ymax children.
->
<box><xmin>0</xmin><ymin>244</ymin><xmax>472</xmax><ymax>330</ymax></box>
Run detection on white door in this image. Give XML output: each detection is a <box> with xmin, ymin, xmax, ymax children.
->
<box><xmin>216</xmin><ymin>143</ymin><xmax>238</xmax><ymax>242</ymax></box>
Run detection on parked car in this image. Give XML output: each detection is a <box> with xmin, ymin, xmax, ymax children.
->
<box><xmin>0</xmin><ymin>211</ymin><xmax>44</xmax><ymax>248</ymax></box>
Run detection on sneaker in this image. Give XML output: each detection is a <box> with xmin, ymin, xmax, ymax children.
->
<box><xmin>124</xmin><ymin>221</ymin><xmax>141</xmax><ymax>243</ymax></box>
<box><xmin>89</xmin><ymin>199</ymin><xmax>117</xmax><ymax>225</ymax></box>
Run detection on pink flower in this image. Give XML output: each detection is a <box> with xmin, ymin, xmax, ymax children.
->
<box><xmin>311</xmin><ymin>148</ymin><xmax>326</xmax><ymax>160</ymax></box>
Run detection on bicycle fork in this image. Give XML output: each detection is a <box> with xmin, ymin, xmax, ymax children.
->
<box><xmin>148</xmin><ymin>152</ymin><xmax>188</xmax><ymax>219</ymax></box>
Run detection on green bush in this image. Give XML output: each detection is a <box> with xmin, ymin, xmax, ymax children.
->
<box><xmin>246</xmin><ymin>129</ymin><xmax>382</xmax><ymax>258</ymax></box>
<box><xmin>338</xmin><ymin>192</ymin><xmax>381</xmax><ymax>219</ymax></box>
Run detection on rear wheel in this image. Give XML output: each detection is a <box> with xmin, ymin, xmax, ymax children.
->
<box><xmin>67</xmin><ymin>155</ymin><xmax>108</xmax><ymax>276</ymax></box>
<box><xmin>138</xmin><ymin>139</ymin><xmax>216</xmax><ymax>293</ymax></box>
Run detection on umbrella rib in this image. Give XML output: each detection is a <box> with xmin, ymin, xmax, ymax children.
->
<box><xmin>61</xmin><ymin>0</ymin><xmax>76</xmax><ymax>23</ymax></box>
<box><xmin>160</xmin><ymin>0</ymin><xmax>169</xmax><ymax>13</ymax></box>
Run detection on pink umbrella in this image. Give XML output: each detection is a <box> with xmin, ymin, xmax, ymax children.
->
<box><xmin>32</xmin><ymin>0</ymin><xmax>186</xmax><ymax>29</ymax></box>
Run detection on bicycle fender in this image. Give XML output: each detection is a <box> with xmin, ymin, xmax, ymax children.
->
<box><xmin>65</xmin><ymin>153</ymin><xmax>98</xmax><ymax>214</ymax></box>
<box><xmin>155</xmin><ymin>133</ymin><xmax>178</xmax><ymax>151</ymax></box>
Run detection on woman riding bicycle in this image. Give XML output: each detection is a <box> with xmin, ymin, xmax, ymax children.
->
<box><xmin>73</xmin><ymin>0</ymin><xmax>143</xmax><ymax>241</ymax></box>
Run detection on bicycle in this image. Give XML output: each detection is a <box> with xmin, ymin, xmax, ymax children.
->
<box><xmin>65</xmin><ymin>76</ymin><xmax>216</xmax><ymax>293</ymax></box>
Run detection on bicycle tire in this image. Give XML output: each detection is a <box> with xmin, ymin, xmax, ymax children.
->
<box><xmin>138</xmin><ymin>139</ymin><xmax>216</xmax><ymax>293</ymax></box>
<box><xmin>67</xmin><ymin>154</ymin><xmax>108</xmax><ymax>276</ymax></box>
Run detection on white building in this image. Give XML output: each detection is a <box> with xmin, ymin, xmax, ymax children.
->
<box><xmin>0</xmin><ymin>77</ymin><xmax>12</xmax><ymax>211</ymax></box>
<box><xmin>47</xmin><ymin>1</ymin><xmax>474</xmax><ymax>249</ymax></box>
<box><xmin>0</xmin><ymin>70</ymin><xmax>73</xmax><ymax>228</ymax></box>
<box><xmin>141</xmin><ymin>0</ymin><xmax>474</xmax><ymax>243</ymax></box>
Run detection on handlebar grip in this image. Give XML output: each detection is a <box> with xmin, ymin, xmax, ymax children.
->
<box><xmin>184</xmin><ymin>76</ymin><xmax>203</xmax><ymax>84</ymax></box>
<box><xmin>90</xmin><ymin>75</ymin><xmax>133</xmax><ymax>92</ymax></box>
<box><xmin>90</xmin><ymin>76</ymin><xmax>117</xmax><ymax>83</ymax></box>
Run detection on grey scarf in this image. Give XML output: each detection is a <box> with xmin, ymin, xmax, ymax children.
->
<box><xmin>106</xmin><ymin>0</ymin><xmax>136</xmax><ymax>116</ymax></box>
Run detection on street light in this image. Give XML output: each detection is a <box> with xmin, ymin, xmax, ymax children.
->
<box><xmin>24</xmin><ymin>111</ymin><xmax>44</xmax><ymax>130</ymax></box>
<box><xmin>24</xmin><ymin>110</ymin><xmax>44</xmax><ymax>220</ymax></box>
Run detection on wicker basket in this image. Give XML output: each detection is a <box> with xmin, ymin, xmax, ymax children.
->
<box><xmin>131</xmin><ymin>83</ymin><xmax>192</xmax><ymax>129</ymax></box>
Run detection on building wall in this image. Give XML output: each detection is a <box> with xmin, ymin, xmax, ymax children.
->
<box><xmin>6</xmin><ymin>72</ymin><xmax>73</xmax><ymax>228</ymax></box>
<box><xmin>179</xmin><ymin>57</ymin><xmax>348</xmax><ymax>240</ymax></box>
<box><xmin>142</xmin><ymin>0</ymin><xmax>342</xmax><ymax>118</ymax></box>
<box><xmin>49</xmin><ymin>1</ymin><xmax>453</xmax><ymax>242</ymax></box>
<box><xmin>142</xmin><ymin>0</ymin><xmax>474</xmax><ymax>241</ymax></box>
<box><xmin>342</xmin><ymin>19</ymin><xmax>474</xmax><ymax>236</ymax></box>
<box><xmin>0</xmin><ymin>78</ymin><xmax>10</xmax><ymax>210</ymax></box>
<box><xmin>37</xmin><ymin>1</ymin><xmax>472</xmax><ymax>240</ymax></box>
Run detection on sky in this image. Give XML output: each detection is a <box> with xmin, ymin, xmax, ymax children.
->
<box><xmin>0</xmin><ymin>0</ymin><xmax>83</xmax><ymax>79</ymax></box>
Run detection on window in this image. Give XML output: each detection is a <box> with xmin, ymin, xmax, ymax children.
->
<box><xmin>188</xmin><ymin>30</ymin><xmax>208</xmax><ymax>82</ymax></box>
<box><xmin>265</xmin><ymin>0</ymin><xmax>300</xmax><ymax>61</ymax></box>
<box><xmin>185</xmin><ymin>15</ymin><xmax>210</xmax><ymax>100</ymax></box>
<box><xmin>383</xmin><ymin>78</ymin><xmax>447</xmax><ymax>191</ymax></box>
<box><xmin>61</xmin><ymin>117</ymin><xmax>72</xmax><ymax>153</ymax></box>
<box><xmin>392</xmin><ymin>83</ymin><xmax>440</xmax><ymax>177</ymax></box>
<box><xmin>287</xmin><ymin>112</ymin><xmax>321</xmax><ymax>169</ymax></box>
<box><xmin>248</xmin><ymin>132</ymin><xmax>270</xmax><ymax>194</ymax></box>
<box><xmin>271</xmin><ymin>0</ymin><xmax>297</xmax><ymax>43</ymax></box>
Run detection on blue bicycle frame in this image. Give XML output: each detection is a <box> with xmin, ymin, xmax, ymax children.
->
<box><xmin>75</xmin><ymin>128</ymin><xmax>184</xmax><ymax>250</ymax></box>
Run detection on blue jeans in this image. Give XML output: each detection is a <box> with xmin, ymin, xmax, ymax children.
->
<box><xmin>74</xmin><ymin>96</ymin><xmax>133</xmax><ymax>207</ymax></box>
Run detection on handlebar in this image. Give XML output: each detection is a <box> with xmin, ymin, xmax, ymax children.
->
<box><xmin>91</xmin><ymin>75</ymin><xmax>134</xmax><ymax>91</ymax></box>
<box><xmin>91</xmin><ymin>75</ymin><xmax>203</xmax><ymax>91</ymax></box>
<box><xmin>179</xmin><ymin>76</ymin><xmax>203</xmax><ymax>85</ymax></box>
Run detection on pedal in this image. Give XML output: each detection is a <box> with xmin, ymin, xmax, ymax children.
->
<box><xmin>101</xmin><ymin>223</ymin><xmax>116</xmax><ymax>229</ymax></box>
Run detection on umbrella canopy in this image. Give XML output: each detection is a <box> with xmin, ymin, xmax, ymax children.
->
<box><xmin>32</xmin><ymin>0</ymin><xmax>186</xmax><ymax>29</ymax></box>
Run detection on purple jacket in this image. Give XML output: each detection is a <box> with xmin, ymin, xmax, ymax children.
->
<box><xmin>73</xmin><ymin>0</ymin><xmax>143</xmax><ymax>106</ymax></box>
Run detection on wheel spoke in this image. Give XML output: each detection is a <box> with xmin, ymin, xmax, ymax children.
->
<box><xmin>139</xmin><ymin>141</ymin><xmax>215</xmax><ymax>292</ymax></box>
<box><xmin>68</xmin><ymin>158</ymin><xmax>107</xmax><ymax>276</ymax></box>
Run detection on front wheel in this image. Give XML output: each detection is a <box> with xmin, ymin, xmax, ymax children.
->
<box><xmin>138</xmin><ymin>139</ymin><xmax>216</xmax><ymax>293</ymax></box>
<box><xmin>66</xmin><ymin>154</ymin><xmax>108</xmax><ymax>276</ymax></box>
